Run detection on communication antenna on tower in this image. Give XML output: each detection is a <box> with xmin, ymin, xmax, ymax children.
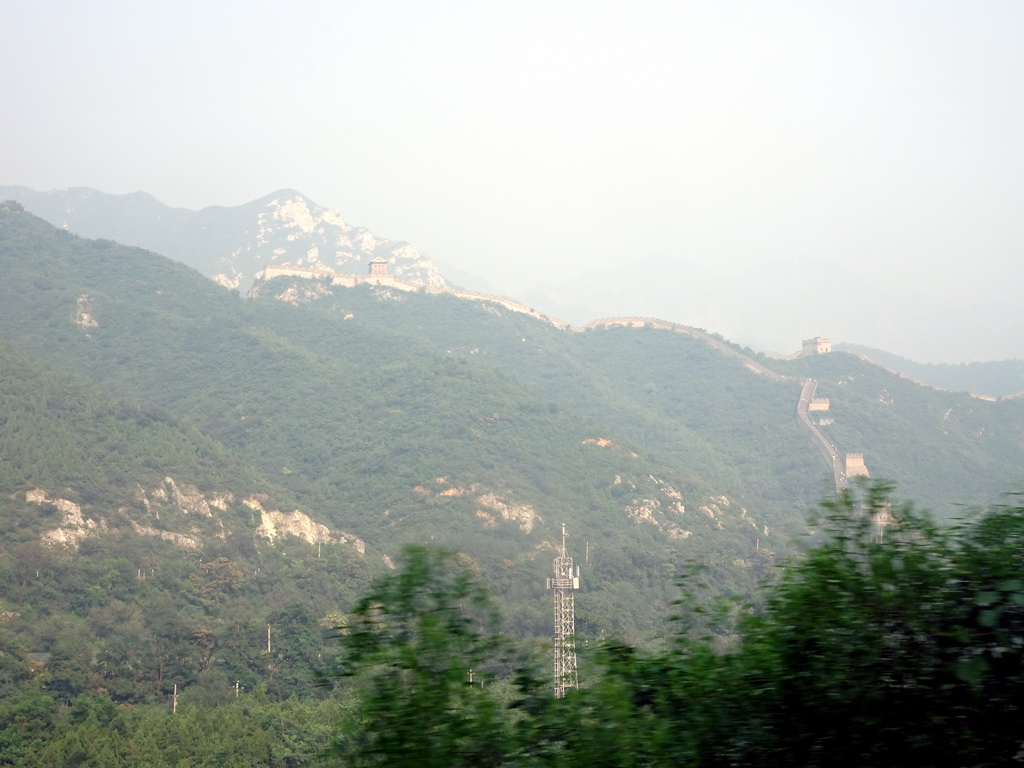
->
<box><xmin>546</xmin><ymin>523</ymin><xmax>580</xmax><ymax>697</ymax></box>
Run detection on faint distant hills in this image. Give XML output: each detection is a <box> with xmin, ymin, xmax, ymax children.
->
<box><xmin>837</xmin><ymin>343</ymin><xmax>1024</xmax><ymax>399</ymax></box>
<box><xmin>518</xmin><ymin>256</ymin><xmax>1024</xmax><ymax>373</ymax></box>
<box><xmin>0</xmin><ymin>185</ymin><xmax>447</xmax><ymax>293</ymax></box>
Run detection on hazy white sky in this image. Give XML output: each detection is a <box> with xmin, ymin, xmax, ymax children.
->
<box><xmin>3</xmin><ymin>1</ymin><xmax>1023</xmax><ymax>361</ymax></box>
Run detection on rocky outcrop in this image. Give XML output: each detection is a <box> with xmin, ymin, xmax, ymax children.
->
<box><xmin>245</xmin><ymin>496</ymin><xmax>365</xmax><ymax>554</ymax></box>
<box><xmin>216</xmin><ymin>191</ymin><xmax>449</xmax><ymax>292</ymax></box>
<box><xmin>149</xmin><ymin>477</ymin><xmax>213</xmax><ymax>517</ymax></box>
<box><xmin>72</xmin><ymin>295</ymin><xmax>99</xmax><ymax>329</ymax></box>
<box><xmin>412</xmin><ymin>479</ymin><xmax>541</xmax><ymax>533</ymax></box>
<box><xmin>476</xmin><ymin>493</ymin><xmax>541</xmax><ymax>533</ymax></box>
<box><xmin>27</xmin><ymin>479</ymin><xmax>366</xmax><ymax>557</ymax></box>
<box><xmin>625</xmin><ymin>497</ymin><xmax>692</xmax><ymax>540</ymax></box>
<box><xmin>131</xmin><ymin>523</ymin><xmax>200</xmax><ymax>549</ymax></box>
<box><xmin>271</xmin><ymin>281</ymin><xmax>333</xmax><ymax>304</ymax></box>
<box><xmin>28</xmin><ymin>490</ymin><xmax>103</xmax><ymax>550</ymax></box>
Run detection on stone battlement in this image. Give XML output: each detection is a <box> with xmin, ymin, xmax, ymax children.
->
<box><xmin>801</xmin><ymin>337</ymin><xmax>832</xmax><ymax>355</ymax></box>
<box><xmin>845</xmin><ymin>452</ymin><xmax>869</xmax><ymax>477</ymax></box>
<box><xmin>256</xmin><ymin>262</ymin><xmax>421</xmax><ymax>293</ymax></box>
<box><xmin>256</xmin><ymin>261</ymin><xmax>567</xmax><ymax>326</ymax></box>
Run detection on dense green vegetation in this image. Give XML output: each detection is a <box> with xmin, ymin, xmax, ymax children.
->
<box><xmin>330</xmin><ymin>481</ymin><xmax>1024</xmax><ymax>767</ymax></box>
<box><xmin>0</xmin><ymin>337</ymin><xmax>259</xmax><ymax>496</ymax></box>
<box><xmin>0</xmin><ymin>690</ymin><xmax>345</xmax><ymax>767</ymax></box>
<box><xmin>7</xmin><ymin>483</ymin><xmax>1024</xmax><ymax>766</ymax></box>
<box><xmin>2</xmin><ymin>202</ymin><xmax>1024</xmax><ymax>762</ymax></box>
<box><xmin>782</xmin><ymin>351</ymin><xmax>1024</xmax><ymax>509</ymax></box>
<box><xmin>0</xmin><ymin>203</ymin><xmax>808</xmax><ymax>651</ymax></box>
<box><xmin>0</xmin><ymin>331</ymin><xmax>380</xmax><ymax>709</ymax></box>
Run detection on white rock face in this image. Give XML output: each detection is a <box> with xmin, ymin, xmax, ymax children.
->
<box><xmin>621</xmin><ymin>483</ymin><xmax>699</xmax><ymax>540</ymax></box>
<box><xmin>150</xmin><ymin>477</ymin><xmax>212</xmax><ymax>517</ymax></box>
<box><xmin>215</xmin><ymin>191</ymin><xmax>449</xmax><ymax>293</ymax></box>
<box><xmin>476</xmin><ymin>493</ymin><xmax>541</xmax><ymax>533</ymax></box>
<box><xmin>131</xmin><ymin>522</ymin><xmax>200</xmax><ymax>549</ymax></box>
<box><xmin>274</xmin><ymin>198</ymin><xmax>319</xmax><ymax>233</ymax></box>
<box><xmin>27</xmin><ymin>478</ymin><xmax>370</xmax><ymax>557</ymax></box>
<box><xmin>256</xmin><ymin>508</ymin><xmax>332</xmax><ymax>544</ymax></box>
<box><xmin>73</xmin><ymin>295</ymin><xmax>99</xmax><ymax>329</ymax></box>
<box><xmin>245</xmin><ymin>496</ymin><xmax>365</xmax><ymax>554</ymax></box>
<box><xmin>28</xmin><ymin>490</ymin><xmax>103</xmax><ymax>550</ymax></box>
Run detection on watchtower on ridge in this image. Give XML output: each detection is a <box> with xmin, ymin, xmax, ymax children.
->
<box><xmin>802</xmin><ymin>337</ymin><xmax>832</xmax><ymax>355</ymax></box>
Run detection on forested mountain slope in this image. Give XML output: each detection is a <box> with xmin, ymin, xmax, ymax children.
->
<box><xmin>837</xmin><ymin>341</ymin><xmax>1024</xmax><ymax>398</ymax></box>
<box><xmin>0</xmin><ymin>333</ymin><xmax>377</xmax><ymax>707</ymax></box>
<box><xmin>781</xmin><ymin>351</ymin><xmax>1024</xmax><ymax>511</ymax></box>
<box><xmin>0</xmin><ymin>203</ymin><xmax>777</xmax><ymax>658</ymax></box>
<box><xmin>251</xmin><ymin>274</ymin><xmax>1024</xmax><ymax>520</ymax></box>
<box><xmin>1</xmin><ymin>200</ymin><xmax>1023</xmax><ymax>713</ymax></box>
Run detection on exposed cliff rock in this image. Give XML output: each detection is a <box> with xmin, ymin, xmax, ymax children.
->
<box><xmin>27</xmin><ymin>490</ymin><xmax>103</xmax><ymax>550</ymax></box>
<box><xmin>150</xmin><ymin>477</ymin><xmax>213</xmax><ymax>517</ymax></box>
<box><xmin>411</xmin><ymin>479</ymin><xmax>541</xmax><ymax>533</ymax></box>
<box><xmin>211</xmin><ymin>190</ymin><xmax>448</xmax><ymax>292</ymax></box>
<box><xmin>625</xmin><ymin>497</ymin><xmax>692</xmax><ymax>540</ymax></box>
<box><xmin>0</xmin><ymin>186</ymin><xmax>448</xmax><ymax>295</ymax></box>
<box><xmin>268</xmin><ymin>280</ymin><xmax>333</xmax><ymax>304</ymax></box>
<box><xmin>26</xmin><ymin>479</ymin><xmax>362</xmax><ymax>556</ymax></box>
<box><xmin>475</xmin><ymin>492</ymin><xmax>541</xmax><ymax>533</ymax></box>
<box><xmin>72</xmin><ymin>295</ymin><xmax>99</xmax><ymax>330</ymax></box>
<box><xmin>131</xmin><ymin>522</ymin><xmax>200</xmax><ymax>549</ymax></box>
<box><xmin>617</xmin><ymin>477</ymin><xmax>760</xmax><ymax>542</ymax></box>
<box><xmin>245</xmin><ymin>496</ymin><xmax>365</xmax><ymax>554</ymax></box>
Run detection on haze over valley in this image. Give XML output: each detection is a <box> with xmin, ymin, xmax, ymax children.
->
<box><xmin>4</xmin><ymin>2</ymin><xmax>1024</xmax><ymax>363</ymax></box>
<box><xmin>3</xmin><ymin>2</ymin><xmax>1024</xmax><ymax>762</ymax></box>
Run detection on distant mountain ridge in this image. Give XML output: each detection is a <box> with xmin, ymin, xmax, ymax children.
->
<box><xmin>4</xmin><ymin>185</ymin><xmax>1021</xmax><ymax>398</ymax></box>
<box><xmin>836</xmin><ymin>343</ymin><xmax>1024</xmax><ymax>399</ymax></box>
<box><xmin>0</xmin><ymin>185</ymin><xmax>448</xmax><ymax>293</ymax></box>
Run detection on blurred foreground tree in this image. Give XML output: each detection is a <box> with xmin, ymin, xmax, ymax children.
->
<box><xmin>709</xmin><ymin>481</ymin><xmax>1024</xmax><ymax>767</ymax></box>
<box><xmin>327</xmin><ymin>546</ymin><xmax>513</xmax><ymax>767</ymax></box>
<box><xmin>328</xmin><ymin>482</ymin><xmax>1024</xmax><ymax>767</ymax></box>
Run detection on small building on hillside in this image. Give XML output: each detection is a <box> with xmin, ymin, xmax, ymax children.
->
<box><xmin>802</xmin><ymin>337</ymin><xmax>832</xmax><ymax>355</ymax></box>
<box><xmin>368</xmin><ymin>257</ymin><xmax>389</xmax><ymax>277</ymax></box>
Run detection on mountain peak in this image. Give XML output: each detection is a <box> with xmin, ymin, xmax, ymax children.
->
<box><xmin>256</xmin><ymin>188</ymin><xmax>307</xmax><ymax>205</ymax></box>
<box><xmin>3</xmin><ymin>185</ymin><xmax>449</xmax><ymax>292</ymax></box>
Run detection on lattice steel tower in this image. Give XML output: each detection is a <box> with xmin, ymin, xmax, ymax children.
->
<box><xmin>546</xmin><ymin>523</ymin><xmax>580</xmax><ymax>697</ymax></box>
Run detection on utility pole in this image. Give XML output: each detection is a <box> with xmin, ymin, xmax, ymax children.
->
<box><xmin>546</xmin><ymin>523</ymin><xmax>580</xmax><ymax>697</ymax></box>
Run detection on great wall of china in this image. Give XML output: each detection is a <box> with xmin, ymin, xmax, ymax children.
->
<box><xmin>255</xmin><ymin>263</ymin><xmax>568</xmax><ymax>328</ymax></box>
<box><xmin>257</xmin><ymin>263</ymin><xmax>866</xmax><ymax>493</ymax></box>
<box><xmin>586</xmin><ymin>321</ymin><xmax>863</xmax><ymax>492</ymax></box>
